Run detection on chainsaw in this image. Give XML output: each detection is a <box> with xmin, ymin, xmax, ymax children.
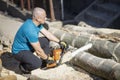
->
<box><xmin>42</xmin><ymin>47</ymin><xmax>66</xmax><ymax>70</ymax></box>
<box><xmin>42</xmin><ymin>43</ymin><xmax>93</xmax><ymax>70</ymax></box>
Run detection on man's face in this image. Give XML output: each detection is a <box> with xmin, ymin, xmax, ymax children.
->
<box><xmin>36</xmin><ymin>12</ymin><xmax>46</xmax><ymax>24</ymax></box>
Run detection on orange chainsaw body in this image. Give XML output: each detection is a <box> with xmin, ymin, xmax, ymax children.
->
<box><xmin>53</xmin><ymin>48</ymin><xmax>62</xmax><ymax>61</ymax></box>
<box><xmin>46</xmin><ymin>48</ymin><xmax>62</xmax><ymax>68</ymax></box>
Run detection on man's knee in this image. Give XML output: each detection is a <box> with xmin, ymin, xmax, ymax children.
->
<box><xmin>30</xmin><ymin>64</ymin><xmax>41</xmax><ymax>70</ymax></box>
<box><xmin>26</xmin><ymin>60</ymin><xmax>42</xmax><ymax>71</ymax></box>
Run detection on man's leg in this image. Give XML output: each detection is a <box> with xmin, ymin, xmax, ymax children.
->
<box><xmin>38</xmin><ymin>37</ymin><xmax>52</xmax><ymax>68</ymax></box>
<box><xmin>38</xmin><ymin>37</ymin><xmax>52</xmax><ymax>55</ymax></box>
<box><xmin>14</xmin><ymin>50</ymin><xmax>42</xmax><ymax>72</ymax></box>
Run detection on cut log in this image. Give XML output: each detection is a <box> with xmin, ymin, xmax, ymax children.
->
<box><xmin>71</xmin><ymin>51</ymin><xmax>120</xmax><ymax>80</ymax></box>
<box><xmin>49</xmin><ymin>27</ymin><xmax>120</xmax><ymax>62</ymax></box>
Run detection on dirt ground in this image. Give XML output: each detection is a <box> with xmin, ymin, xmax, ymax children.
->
<box><xmin>0</xmin><ymin>12</ymin><xmax>104</xmax><ymax>80</ymax></box>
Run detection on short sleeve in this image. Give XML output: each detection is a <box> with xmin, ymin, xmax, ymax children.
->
<box><xmin>24</xmin><ymin>28</ymin><xmax>38</xmax><ymax>43</ymax></box>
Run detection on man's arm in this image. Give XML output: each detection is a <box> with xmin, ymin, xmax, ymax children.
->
<box><xmin>30</xmin><ymin>41</ymin><xmax>47</xmax><ymax>60</ymax></box>
<box><xmin>40</xmin><ymin>28</ymin><xmax>60</xmax><ymax>43</ymax></box>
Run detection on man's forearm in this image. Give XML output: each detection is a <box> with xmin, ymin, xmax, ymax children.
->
<box><xmin>41</xmin><ymin>28</ymin><xmax>60</xmax><ymax>43</ymax></box>
<box><xmin>50</xmin><ymin>35</ymin><xmax>60</xmax><ymax>43</ymax></box>
<box><xmin>35</xmin><ymin>49</ymin><xmax>48</xmax><ymax>60</ymax></box>
<box><xmin>31</xmin><ymin>42</ymin><xmax>48</xmax><ymax>60</ymax></box>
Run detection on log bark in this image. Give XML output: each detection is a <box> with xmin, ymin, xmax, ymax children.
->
<box><xmin>49</xmin><ymin>27</ymin><xmax>120</xmax><ymax>62</ymax></box>
<box><xmin>64</xmin><ymin>24</ymin><xmax>120</xmax><ymax>36</ymax></box>
<box><xmin>71</xmin><ymin>51</ymin><xmax>120</xmax><ymax>80</ymax></box>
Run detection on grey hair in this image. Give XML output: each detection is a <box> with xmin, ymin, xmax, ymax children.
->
<box><xmin>32</xmin><ymin>7</ymin><xmax>45</xmax><ymax>19</ymax></box>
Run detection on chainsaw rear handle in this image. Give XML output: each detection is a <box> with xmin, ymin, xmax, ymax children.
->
<box><xmin>59</xmin><ymin>41</ymin><xmax>68</xmax><ymax>50</ymax></box>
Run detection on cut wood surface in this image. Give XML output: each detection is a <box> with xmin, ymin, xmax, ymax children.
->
<box><xmin>71</xmin><ymin>51</ymin><xmax>120</xmax><ymax>80</ymax></box>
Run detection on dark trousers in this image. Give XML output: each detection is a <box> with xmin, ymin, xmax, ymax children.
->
<box><xmin>13</xmin><ymin>37</ymin><xmax>51</xmax><ymax>71</ymax></box>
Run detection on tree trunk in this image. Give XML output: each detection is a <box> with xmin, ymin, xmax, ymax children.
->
<box><xmin>71</xmin><ymin>51</ymin><xmax>120</xmax><ymax>80</ymax></box>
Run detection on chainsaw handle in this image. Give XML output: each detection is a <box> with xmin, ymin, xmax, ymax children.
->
<box><xmin>59</xmin><ymin>41</ymin><xmax>68</xmax><ymax>50</ymax></box>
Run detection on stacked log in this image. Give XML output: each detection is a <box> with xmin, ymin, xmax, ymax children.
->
<box><xmin>63</xmin><ymin>24</ymin><xmax>120</xmax><ymax>36</ymax></box>
<box><xmin>71</xmin><ymin>51</ymin><xmax>120</xmax><ymax>80</ymax></box>
<box><xmin>49</xmin><ymin>27</ymin><xmax>120</xmax><ymax>62</ymax></box>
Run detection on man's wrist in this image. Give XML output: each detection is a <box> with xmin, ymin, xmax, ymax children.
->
<box><xmin>44</xmin><ymin>55</ymin><xmax>48</xmax><ymax>60</ymax></box>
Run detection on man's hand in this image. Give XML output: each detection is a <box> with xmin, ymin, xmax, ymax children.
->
<box><xmin>46</xmin><ymin>56</ymin><xmax>55</xmax><ymax>65</ymax></box>
<box><xmin>59</xmin><ymin>41</ymin><xmax>68</xmax><ymax>50</ymax></box>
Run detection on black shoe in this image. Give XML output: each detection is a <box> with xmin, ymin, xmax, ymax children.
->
<box><xmin>19</xmin><ymin>65</ymin><xmax>31</xmax><ymax>74</ymax></box>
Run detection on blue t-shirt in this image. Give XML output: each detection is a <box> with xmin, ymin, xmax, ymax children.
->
<box><xmin>12</xmin><ymin>19</ymin><xmax>43</xmax><ymax>54</ymax></box>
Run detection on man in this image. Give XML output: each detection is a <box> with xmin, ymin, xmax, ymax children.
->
<box><xmin>12</xmin><ymin>7</ymin><xmax>67</xmax><ymax>73</ymax></box>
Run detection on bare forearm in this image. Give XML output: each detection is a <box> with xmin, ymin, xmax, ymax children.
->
<box><xmin>41</xmin><ymin>28</ymin><xmax>60</xmax><ymax>43</ymax></box>
<box><xmin>36</xmin><ymin>49</ymin><xmax>47</xmax><ymax>60</ymax></box>
<box><xmin>31</xmin><ymin>42</ymin><xmax>48</xmax><ymax>60</ymax></box>
<box><xmin>47</xmin><ymin>33</ymin><xmax>59</xmax><ymax>43</ymax></box>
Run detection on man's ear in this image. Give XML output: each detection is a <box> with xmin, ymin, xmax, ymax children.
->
<box><xmin>36</xmin><ymin>18</ymin><xmax>42</xmax><ymax>22</ymax></box>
